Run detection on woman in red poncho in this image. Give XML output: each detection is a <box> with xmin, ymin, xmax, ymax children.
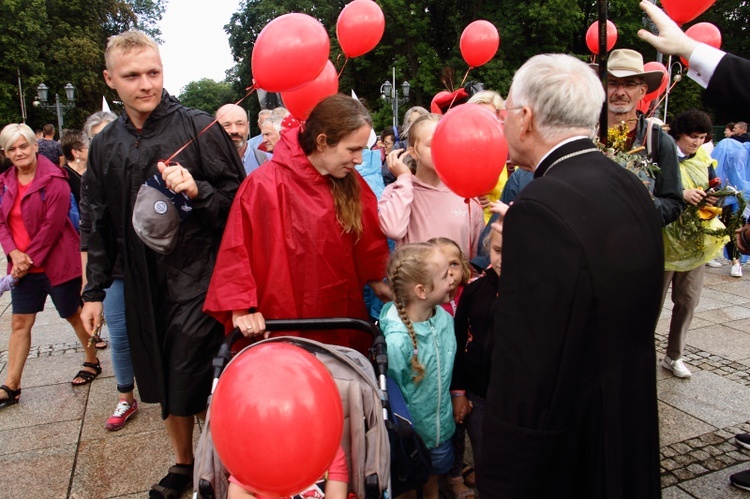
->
<box><xmin>205</xmin><ymin>95</ymin><xmax>391</xmax><ymax>354</ymax></box>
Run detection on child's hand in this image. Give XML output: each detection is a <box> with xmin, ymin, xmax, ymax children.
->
<box><xmin>386</xmin><ymin>149</ymin><xmax>412</xmax><ymax>177</ymax></box>
<box><xmin>452</xmin><ymin>394</ymin><xmax>472</xmax><ymax>423</ymax></box>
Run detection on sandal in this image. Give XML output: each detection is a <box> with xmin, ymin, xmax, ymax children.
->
<box><xmin>462</xmin><ymin>465</ymin><xmax>476</xmax><ymax>486</ymax></box>
<box><xmin>150</xmin><ymin>463</ymin><xmax>193</xmax><ymax>498</ymax></box>
<box><xmin>447</xmin><ymin>476</ymin><xmax>476</xmax><ymax>499</ymax></box>
<box><xmin>92</xmin><ymin>335</ymin><xmax>108</xmax><ymax>350</ymax></box>
<box><xmin>71</xmin><ymin>360</ymin><xmax>102</xmax><ymax>386</ymax></box>
<box><xmin>0</xmin><ymin>385</ymin><xmax>21</xmax><ymax>409</ymax></box>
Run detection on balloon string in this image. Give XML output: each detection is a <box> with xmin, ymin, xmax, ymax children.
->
<box><xmin>163</xmin><ymin>85</ymin><xmax>258</xmax><ymax>165</ymax></box>
<box><xmin>646</xmin><ymin>78</ymin><xmax>681</xmax><ymax>121</ymax></box>
<box><xmin>447</xmin><ymin>67</ymin><xmax>473</xmax><ymax>111</ymax></box>
<box><xmin>467</xmin><ymin>199</ymin><xmax>474</xmax><ymax>261</ymax></box>
<box><xmin>337</xmin><ymin>57</ymin><xmax>349</xmax><ymax>79</ymax></box>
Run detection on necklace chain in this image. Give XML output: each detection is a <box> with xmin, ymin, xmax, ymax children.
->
<box><xmin>542</xmin><ymin>148</ymin><xmax>599</xmax><ymax>177</ymax></box>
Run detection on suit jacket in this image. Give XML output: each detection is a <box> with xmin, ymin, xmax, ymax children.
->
<box><xmin>478</xmin><ymin>138</ymin><xmax>663</xmax><ymax>498</ymax></box>
<box><xmin>706</xmin><ymin>53</ymin><xmax>750</xmax><ymax>116</ymax></box>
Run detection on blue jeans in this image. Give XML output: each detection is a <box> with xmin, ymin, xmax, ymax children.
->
<box><xmin>103</xmin><ymin>279</ymin><xmax>134</xmax><ymax>393</ymax></box>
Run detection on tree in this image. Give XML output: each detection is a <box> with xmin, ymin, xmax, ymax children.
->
<box><xmin>178</xmin><ymin>79</ymin><xmax>238</xmax><ymax>114</ymax></box>
<box><xmin>0</xmin><ymin>0</ymin><xmax>166</xmax><ymax>129</ymax></box>
<box><xmin>222</xmin><ymin>0</ymin><xmax>729</xmax><ymax>130</ymax></box>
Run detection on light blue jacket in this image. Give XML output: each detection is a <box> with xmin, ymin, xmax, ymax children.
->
<box><xmin>380</xmin><ymin>302</ymin><xmax>456</xmax><ymax>448</ymax></box>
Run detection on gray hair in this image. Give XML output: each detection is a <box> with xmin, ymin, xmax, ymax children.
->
<box><xmin>509</xmin><ymin>54</ymin><xmax>604</xmax><ymax>142</ymax></box>
<box><xmin>83</xmin><ymin>111</ymin><xmax>118</xmax><ymax>140</ymax></box>
<box><xmin>0</xmin><ymin>123</ymin><xmax>36</xmax><ymax>152</ymax></box>
<box><xmin>262</xmin><ymin>115</ymin><xmax>284</xmax><ymax>133</ymax></box>
<box><xmin>271</xmin><ymin>107</ymin><xmax>289</xmax><ymax>118</ymax></box>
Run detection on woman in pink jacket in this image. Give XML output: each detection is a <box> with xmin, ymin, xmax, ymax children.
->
<box><xmin>0</xmin><ymin>124</ymin><xmax>100</xmax><ymax>409</ymax></box>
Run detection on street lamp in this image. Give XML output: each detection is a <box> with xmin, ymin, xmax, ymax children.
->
<box><xmin>34</xmin><ymin>82</ymin><xmax>76</xmax><ymax>132</ymax></box>
<box><xmin>380</xmin><ymin>68</ymin><xmax>410</xmax><ymax>133</ymax></box>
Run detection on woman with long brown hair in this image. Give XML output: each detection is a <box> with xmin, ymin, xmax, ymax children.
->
<box><xmin>205</xmin><ymin>95</ymin><xmax>390</xmax><ymax>354</ymax></box>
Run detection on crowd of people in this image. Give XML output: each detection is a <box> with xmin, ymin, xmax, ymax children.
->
<box><xmin>2</xmin><ymin>1</ymin><xmax>750</xmax><ymax>497</ymax></box>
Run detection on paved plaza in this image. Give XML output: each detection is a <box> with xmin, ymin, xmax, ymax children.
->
<box><xmin>1</xmin><ymin>253</ymin><xmax>750</xmax><ymax>497</ymax></box>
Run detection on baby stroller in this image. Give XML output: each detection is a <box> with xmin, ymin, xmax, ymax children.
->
<box><xmin>193</xmin><ymin>318</ymin><xmax>393</xmax><ymax>499</ymax></box>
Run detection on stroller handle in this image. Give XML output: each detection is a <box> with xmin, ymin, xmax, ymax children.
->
<box><xmin>213</xmin><ymin>317</ymin><xmax>385</xmax><ymax>381</ymax></box>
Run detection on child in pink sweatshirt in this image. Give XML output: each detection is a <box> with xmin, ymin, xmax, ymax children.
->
<box><xmin>379</xmin><ymin>114</ymin><xmax>484</xmax><ymax>259</ymax></box>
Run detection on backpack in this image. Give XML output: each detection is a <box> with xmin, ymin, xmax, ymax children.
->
<box><xmin>386</xmin><ymin>376</ymin><xmax>432</xmax><ymax>498</ymax></box>
<box><xmin>40</xmin><ymin>188</ymin><xmax>80</xmax><ymax>232</ymax></box>
<box><xmin>0</xmin><ymin>185</ymin><xmax>79</xmax><ymax>232</ymax></box>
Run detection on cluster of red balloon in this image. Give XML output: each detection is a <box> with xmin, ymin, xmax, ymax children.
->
<box><xmin>637</xmin><ymin>2</ymin><xmax>720</xmax><ymax>114</ymax></box>
<box><xmin>251</xmin><ymin>0</ymin><xmax>385</xmax><ymax>121</ymax></box>
<box><xmin>431</xmin><ymin>20</ymin><xmax>507</xmax><ymax>200</ymax></box>
<box><xmin>211</xmin><ymin>342</ymin><xmax>344</xmax><ymax>497</ymax></box>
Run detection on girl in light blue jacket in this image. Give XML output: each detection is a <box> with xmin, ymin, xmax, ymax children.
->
<box><xmin>380</xmin><ymin>242</ymin><xmax>457</xmax><ymax>499</ymax></box>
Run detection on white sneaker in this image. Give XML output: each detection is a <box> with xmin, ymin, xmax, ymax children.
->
<box><xmin>706</xmin><ymin>259</ymin><xmax>722</xmax><ymax>268</ymax></box>
<box><xmin>661</xmin><ymin>356</ymin><xmax>692</xmax><ymax>378</ymax></box>
<box><xmin>731</xmin><ymin>263</ymin><xmax>743</xmax><ymax>277</ymax></box>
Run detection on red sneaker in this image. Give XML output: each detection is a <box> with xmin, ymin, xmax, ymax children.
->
<box><xmin>105</xmin><ymin>400</ymin><xmax>138</xmax><ymax>431</ymax></box>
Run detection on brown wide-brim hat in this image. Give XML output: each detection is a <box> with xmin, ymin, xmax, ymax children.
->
<box><xmin>605</xmin><ymin>49</ymin><xmax>664</xmax><ymax>94</ymax></box>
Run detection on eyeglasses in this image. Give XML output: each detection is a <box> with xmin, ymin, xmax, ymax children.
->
<box><xmin>607</xmin><ymin>80</ymin><xmax>645</xmax><ymax>90</ymax></box>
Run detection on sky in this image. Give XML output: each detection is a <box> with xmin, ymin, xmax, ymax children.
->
<box><xmin>158</xmin><ymin>0</ymin><xmax>240</xmax><ymax>95</ymax></box>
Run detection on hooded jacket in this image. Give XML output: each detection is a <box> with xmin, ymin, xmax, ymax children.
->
<box><xmin>83</xmin><ymin>90</ymin><xmax>245</xmax><ymax>417</ymax></box>
<box><xmin>0</xmin><ymin>154</ymin><xmax>80</xmax><ymax>286</ymax></box>
<box><xmin>204</xmin><ymin>128</ymin><xmax>389</xmax><ymax>355</ymax></box>
<box><xmin>380</xmin><ymin>301</ymin><xmax>456</xmax><ymax>449</ymax></box>
<box><xmin>378</xmin><ymin>174</ymin><xmax>484</xmax><ymax>259</ymax></box>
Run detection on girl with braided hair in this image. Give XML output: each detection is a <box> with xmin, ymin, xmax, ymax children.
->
<box><xmin>380</xmin><ymin>242</ymin><xmax>457</xmax><ymax>499</ymax></box>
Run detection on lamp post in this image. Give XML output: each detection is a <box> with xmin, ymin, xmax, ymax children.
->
<box><xmin>34</xmin><ymin>83</ymin><xmax>76</xmax><ymax>132</ymax></box>
<box><xmin>380</xmin><ymin>68</ymin><xmax>410</xmax><ymax>134</ymax></box>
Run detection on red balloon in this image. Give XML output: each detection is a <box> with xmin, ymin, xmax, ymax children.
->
<box><xmin>281</xmin><ymin>61</ymin><xmax>339</xmax><ymax>121</ymax></box>
<box><xmin>211</xmin><ymin>343</ymin><xmax>344</xmax><ymax>497</ymax></box>
<box><xmin>252</xmin><ymin>13</ymin><xmax>330</xmax><ymax>92</ymax></box>
<box><xmin>585</xmin><ymin>20</ymin><xmax>618</xmax><ymax>55</ymax></box>
<box><xmin>337</xmin><ymin>0</ymin><xmax>385</xmax><ymax>58</ymax></box>
<box><xmin>661</xmin><ymin>0</ymin><xmax>716</xmax><ymax>26</ymax></box>
<box><xmin>681</xmin><ymin>22</ymin><xmax>721</xmax><ymax>66</ymax></box>
<box><xmin>637</xmin><ymin>98</ymin><xmax>653</xmax><ymax>115</ymax></box>
<box><xmin>433</xmin><ymin>104</ymin><xmax>508</xmax><ymax>198</ymax></box>
<box><xmin>460</xmin><ymin>20</ymin><xmax>500</xmax><ymax>68</ymax></box>
<box><xmin>643</xmin><ymin>61</ymin><xmax>668</xmax><ymax>101</ymax></box>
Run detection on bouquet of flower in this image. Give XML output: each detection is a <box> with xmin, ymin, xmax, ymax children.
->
<box><xmin>598</xmin><ymin>121</ymin><xmax>661</xmax><ymax>198</ymax></box>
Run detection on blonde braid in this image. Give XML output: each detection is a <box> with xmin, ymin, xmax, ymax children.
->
<box><xmin>387</xmin><ymin>244</ymin><xmax>438</xmax><ymax>384</ymax></box>
<box><xmin>391</xmin><ymin>263</ymin><xmax>425</xmax><ymax>383</ymax></box>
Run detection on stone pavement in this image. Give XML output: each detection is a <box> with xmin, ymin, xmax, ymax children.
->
<box><xmin>1</xmin><ymin>255</ymin><xmax>750</xmax><ymax>497</ymax></box>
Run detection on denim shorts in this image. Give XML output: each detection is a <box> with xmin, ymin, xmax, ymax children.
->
<box><xmin>428</xmin><ymin>438</ymin><xmax>455</xmax><ymax>475</ymax></box>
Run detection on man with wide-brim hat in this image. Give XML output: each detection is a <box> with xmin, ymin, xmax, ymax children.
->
<box><xmin>604</xmin><ymin>48</ymin><xmax>684</xmax><ymax>226</ymax></box>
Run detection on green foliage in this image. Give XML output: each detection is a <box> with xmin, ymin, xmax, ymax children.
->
<box><xmin>221</xmin><ymin>0</ymin><xmax>736</xmax><ymax>131</ymax></box>
<box><xmin>178</xmin><ymin>79</ymin><xmax>237</xmax><ymax>114</ymax></box>
<box><xmin>0</xmin><ymin>0</ymin><xmax>166</xmax><ymax>130</ymax></box>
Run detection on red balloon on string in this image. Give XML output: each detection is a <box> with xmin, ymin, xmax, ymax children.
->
<box><xmin>337</xmin><ymin>0</ymin><xmax>385</xmax><ymax>58</ymax></box>
<box><xmin>642</xmin><ymin>61</ymin><xmax>668</xmax><ymax>101</ymax></box>
<box><xmin>660</xmin><ymin>0</ymin><xmax>716</xmax><ymax>26</ymax></box>
<box><xmin>281</xmin><ymin>61</ymin><xmax>339</xmax><ymax>121</ymax></box>
<box><xmin>211</xmin><ymin>343</ymin><xmax>344</xmax><ymax>497</ymax></box>
<box><xmin>252</xmin><ymin>13</ymin><xmax>330</xmax><ymax>92</ymax></box>
<box><xmin>585</xmin><ymin>20</ymin><xmax>618</xmax><ymax>55</ymax></box>
<box><xmin>460</xmin><ymin>20</ymin><xmax>500</xmax><ymax>68</ymax></box>
<box><xmin>680</xmin><ymin>22</ymin><xmax>721</xmax><ymax>66</ymax></box>
<box><xmin>433</xmin><ymin>104</ymin><xmax>507</xmax><ymax>198</ymax></box>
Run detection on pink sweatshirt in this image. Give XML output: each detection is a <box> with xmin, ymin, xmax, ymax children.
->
<box><xmin>378</xmin><ymin>174</ymin><xmax>485</xmax><ymax>258</ymax></box>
